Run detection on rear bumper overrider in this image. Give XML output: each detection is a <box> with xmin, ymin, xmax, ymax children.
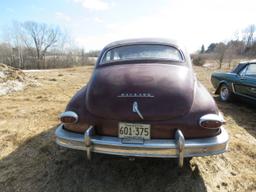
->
<box><xmin>55</xmin><ymin>125</ymin><xmax>228</xmax><ymax>167</ymax></box>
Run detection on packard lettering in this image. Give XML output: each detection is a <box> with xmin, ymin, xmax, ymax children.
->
<box><xmin>118</xmin><ymin>93</ymin><xmax>154</xmax><ymax>98</ymax></box>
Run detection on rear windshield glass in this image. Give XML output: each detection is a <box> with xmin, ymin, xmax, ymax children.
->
<box><xmin>100</xmin><ymin>44</ymin><xmax>183</xmax><ymax>64</ymax></box>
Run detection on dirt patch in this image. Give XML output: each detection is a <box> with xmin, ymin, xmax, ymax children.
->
<box><xmin>0</xmin><ymin>66</ymin><xmax>255</xmax><ymax>192</ymax></box>
<box><xmin>0</xmin><ymin>63</ymin><xmax>38</xmax><ymax>96</ymax></box>
<box><xmin>0</xmin><ymin>63</ymin><xmax>26</xmax><ymax>82</ymax></box>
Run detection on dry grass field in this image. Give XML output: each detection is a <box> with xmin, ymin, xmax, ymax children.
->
<box><xmin>0</xmin><ymin>65</ymin><xmax>255</xmax><ymax>192</ymax></box>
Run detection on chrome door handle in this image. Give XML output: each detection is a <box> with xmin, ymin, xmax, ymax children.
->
<box><xmin>250</xmin><ymin>88</ymin><xmax>256</xmax><ymax>93</ymax></box>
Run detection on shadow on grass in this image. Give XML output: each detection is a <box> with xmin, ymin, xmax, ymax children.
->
<box><xmin>214</xmin><ymin>96</ymin><xmax>256</xmax><ymax>138</ymax></box>
<box><xmin>0</xmin><ymin>126</ymin><xmax>207</xmax><ymax>192</ymax></box>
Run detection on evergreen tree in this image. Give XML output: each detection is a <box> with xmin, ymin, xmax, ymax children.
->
<box><xmin>200</xmin><ymin>44</ymin><xmax>205</xmax><ymax>53</ymax></box>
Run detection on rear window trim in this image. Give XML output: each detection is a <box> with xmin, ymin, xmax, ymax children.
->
<box><xmin>97</xmin><ymin>58</ymin><xmax>186</xmax><ymax>68</ymax></box>
<box><xmin>99</xmin><ymin>43</ymin><xmax>185</xmax><ymax>65</ymax></box>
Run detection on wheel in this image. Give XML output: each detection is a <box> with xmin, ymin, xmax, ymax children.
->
<box><xmin>219</xmin><ymin>84</ymin><xmax>231</xmax><ymax>102</ymax></box>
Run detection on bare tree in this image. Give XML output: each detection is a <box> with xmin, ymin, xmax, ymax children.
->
<box><xmin>214</xmin><ymin>43</ymin><xmax>226</xmax><ymax>69</ymax></box>
<box><xmin>242</xmin><ymin>24</ymin><xmax>255</xmax><ymax>47</ymax></box>
<box><xmin>225</xmin><ymin>45</ymin><xmax>236</xmax><ymax>69</ymax></box>
<box><xmin>223</xmin><ymin>40</ymin><xmax>243</xmax><ymax>68</ymax></box>
<box><xmin>3</xmin><ymin>21</ymin><xmax>25</xmax><ymax>68</ymax></box>
<box><xmin>0</xmin><ymin>43</ymin><xmax>12</xmax><ymax>65</ymax></box>
<box><xmin>0</xmin><ymin>20</ymin><xmax>95</xmax><ymax>69</ymax></box>
<box><xmin>12</xmin><ymin>22</ymin><xmax>24</xmax><ymax>68</ymax></box>
<box><xmin>22</xmin><ymin>21</ymin><xmax>62</xmax><ymax>68</ymax></box>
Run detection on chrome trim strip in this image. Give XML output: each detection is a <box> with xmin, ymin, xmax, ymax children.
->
<box><xmin>55</xmin><ymin>125</ymin><xmax>229</xmax><ymax>159</ymax></box>
<box><xmin>98</xmin><ymin>43</ymin><xmax>186</xmax><ymax>65</ymax></box>
<box><xmin>234</xmin><ymin>92</ymin><xmax>256</xmax><ymax>101</ymax></box>
<box><xmin>231</xmin><ymin>83</ymin><xmax>236</xmax><ymax>93</ymax></box>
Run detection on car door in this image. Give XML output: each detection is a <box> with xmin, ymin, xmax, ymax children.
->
<box><xmin>234</xmin><ymin>64</ymin><xmax>256</xmax><ymax>100</ymax></box>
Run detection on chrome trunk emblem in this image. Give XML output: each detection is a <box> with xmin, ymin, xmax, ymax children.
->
<box><xmin>132</xmin><ymin>101</ymin><xmax>144</xmax><ymax>119</ymax></box>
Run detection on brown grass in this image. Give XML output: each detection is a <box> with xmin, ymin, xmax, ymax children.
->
<box><xmin>0</xmin><ymin>65</ymin><xmax>255</xmax><ymax>192</ymax></box>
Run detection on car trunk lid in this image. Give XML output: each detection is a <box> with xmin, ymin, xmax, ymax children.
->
<box><xmin>86</xmin><ymin>63</ymin><xmax>194</xmax><ymax>121</ymax></box>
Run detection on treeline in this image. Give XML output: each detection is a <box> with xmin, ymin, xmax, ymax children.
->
<box><xmin>0</xmin><ymin>21</ymin><xmax>100</xmax><ymax>69</ymax></box>
<box><xmin>192</xmin><ymin>24</ymin><xmax>256</xmax><ymax>69</ymax></box>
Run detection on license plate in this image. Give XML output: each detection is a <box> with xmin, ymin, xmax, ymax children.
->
<box><xmin>118</xmin><ymin>122</ymin><xmax>151</xmax><ymax>139</ymax></box>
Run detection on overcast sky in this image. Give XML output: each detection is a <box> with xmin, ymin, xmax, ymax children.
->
<box><xmin>0</xmin><ymin>0</ymin><xmax>256</xmax><ymax>52</ymax></box>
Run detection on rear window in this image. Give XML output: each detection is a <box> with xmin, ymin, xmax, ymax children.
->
<box><xmin>100</xmin><ymin>44</ymin><xmax>183</xmax><ymax>64</ymax></box>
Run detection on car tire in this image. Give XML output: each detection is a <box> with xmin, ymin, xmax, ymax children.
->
<box><xmin>219</xmin><ymin>84</ymin><xmax>232</xmax><ymax>102</ymax></box>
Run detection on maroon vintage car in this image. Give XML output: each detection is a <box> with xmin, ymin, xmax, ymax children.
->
<box><xmin>55</xmin><ymin>38</ymin><xmax>228</xmax><ymax>167</ymax></box>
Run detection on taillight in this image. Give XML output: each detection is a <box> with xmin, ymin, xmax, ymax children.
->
<box><xmin>199</xmin><ymin>114</ymin><xmax>225</xmax><ymax>129</ymax></box>
<box><xmin>60</xmin><ymin>111</ymin><xmax>78</xmax><ymax>124</ymax></box>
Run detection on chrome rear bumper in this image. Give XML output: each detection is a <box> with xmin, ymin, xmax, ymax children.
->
<box><xmin>55</xmin><ymin>125</ymin><xmax>228</xmax><ymax>167</ymax></box>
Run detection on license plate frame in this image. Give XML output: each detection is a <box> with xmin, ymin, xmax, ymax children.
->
<box><xmin>118</xmin><ymin>122</ymin><xmax>151</xmax><ymax>140</ymax></box>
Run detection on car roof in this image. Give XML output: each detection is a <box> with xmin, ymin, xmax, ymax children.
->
<box><xmin>239</xmin><ymin>60</ymin><xmax>256</xmax><ymax>64</ymax></box>
<box><xmin>103</xmin><ymin>38</ymin><xmax>183</xmax><ymax>49</ymax></box>
<box><xmin>232</xmin><ymin>61</ymin><xmax>256</xmax><ymax>73</ymax></box>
